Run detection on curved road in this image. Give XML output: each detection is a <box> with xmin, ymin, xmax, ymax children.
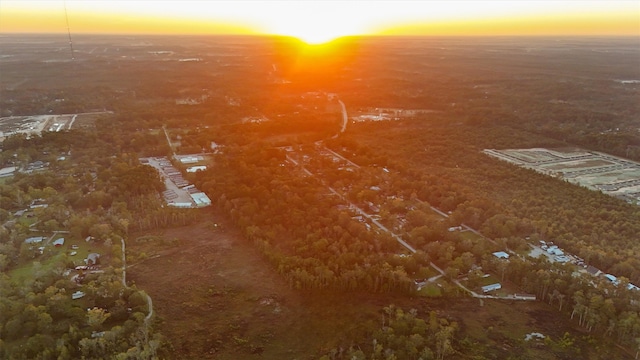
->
<box><xmin>331</xmin><ymin>98</ymin><xmax>348</xmax><ymax>139</ymax></box>
<box><xmin>338</xmin><ymin>99</ymin><xmax>348</xmax><ymax>134</ymax></box>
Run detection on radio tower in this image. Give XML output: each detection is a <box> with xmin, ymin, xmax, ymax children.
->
<box><xmin>64</xmin><ymin>1</ymin><xmax>75</xmax><ymax>60</ymax></box>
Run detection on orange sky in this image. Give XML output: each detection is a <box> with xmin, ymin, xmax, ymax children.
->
<box><xmin>1</xmin><ymin>1</ymin><xmax>638</xmax><ymax>42</ymax></box>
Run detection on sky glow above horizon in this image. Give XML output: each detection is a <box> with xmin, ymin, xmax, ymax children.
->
<box><xmin>1</xmin><ymin>1</ymin><xmax>638</xmax><ymax>43</ymax></box>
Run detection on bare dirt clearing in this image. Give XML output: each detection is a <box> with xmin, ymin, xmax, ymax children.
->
<box><xmin>0</xmin><ymin>111</ymin><xmax>111</xmax><ymax>140</ymax></box>
<box><xmin>127</xmin><ymin>209</ymin><xmax>384</xmax><ymax>359</ymax></box>
<box><xmin>484</xmin><ymin>147</ymin><xmax>640</xmax><ymax>203</ymax></box>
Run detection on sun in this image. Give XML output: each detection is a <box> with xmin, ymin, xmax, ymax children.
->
<box><xmin>294</xmin><ymin>30</ymin><xmax>343</xmax><ymax>45</ymax></box>
<box><xmin>262</xmin><ymin>3</ymin><xmax>368</xmax><ymax>45</ymax></box>
<box><xmin>270</xmin><ymin>20</ymin><xmax>359</xmax><ymax>45</ymax></box>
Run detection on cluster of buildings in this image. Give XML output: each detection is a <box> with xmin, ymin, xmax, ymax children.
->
<box><xmin>540</xmin><ymin>242</ymin><xmax>571</xmax><ymax>263</ymax></box>
<box><xmin>537</xmin><ymin>240</ymin><xmax>639</xmax><ymax>292</ymax></box>
<box><xmin>140</xmin><ymin>156</ymin><xmax>211</xmax><ymax>208</ymax></box>
<box><xmin>21</xmin><ymin>233</ymin><xmax>103</xmax><ymax>297</ymax></box>
<box><xmin>351</xmin><ymin>108</ymin><xmax>436</xmax><ymax>122</ymax></box>
<box><xmin>602</xmin><ymin>273</ymin><xmax>640</xmax><ymax>291</ymax></box>
<box><xmin>155</xmin><ymin>158</ymin><xmax>190</xmax><ymax>188</ymax></box>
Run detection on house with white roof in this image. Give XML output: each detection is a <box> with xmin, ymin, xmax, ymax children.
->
<box><xmin>482</xmin><ymin>283</ymin><xmax>502</xmax><ymax>293</ymax></box>
<box><xmin>492</xmin><ymin>251</ymin><xmax>510</xmax><ymax>259</ymax></box>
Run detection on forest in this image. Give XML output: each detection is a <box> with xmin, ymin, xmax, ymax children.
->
<box><xmin>186</xmin><ymin>116</ymin><xmax>640</xmax><ymax>356</ymax></box>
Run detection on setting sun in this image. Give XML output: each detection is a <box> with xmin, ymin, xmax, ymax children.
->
<box><xmin>265</xmin><ymin>14</ymin><xmax>360</xmax><ymax>45</ymax></box>
<box><xmin>283</xmin><ymin>29</ymin><xmax>348</xmax><ymax>45</ymax></box>
<box><xmin>256</xmin><ymin>2</ymin><xmax>372</xmax><ymax>44</ymax></box>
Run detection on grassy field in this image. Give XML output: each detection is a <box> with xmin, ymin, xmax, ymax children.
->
<box><xmin>417</xmin><ymin>282</ymin><xmax>444</xmax><ymax>297</ymax></box>
<box><xmin>9</xmin><ymin>233</ymin><xmax>110</xmax><ymax>283</ymax></box>
<box><xmin>479</xmin><ymin>274</ymin><xmax>501</xmax><ymax>287</ymax></box>
<box><xmin>9</xmin><ymin>252</ymin><xmax>65</xmax><ymax>282</ymax></box>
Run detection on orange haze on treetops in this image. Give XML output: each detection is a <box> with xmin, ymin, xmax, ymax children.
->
<box><xmin>0</xmin><ymin>1</ymin><xmax>638</xmax><ymax>44</ymax></box>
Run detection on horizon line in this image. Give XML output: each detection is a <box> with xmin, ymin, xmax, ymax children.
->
<box><xmin>1</xmin><ymin>32</ymin><xmax>638</xmax><ymax>38</ymax></box>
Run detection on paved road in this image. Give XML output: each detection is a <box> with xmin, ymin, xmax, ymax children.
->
<box><xmin>162</xmin><ymin>125</ymin><xmax>175</xmax><ymax>156</ymax></box>
<box><xmin>285</xmin><ymin>154</ymin><xmax>313</xmax><ymax>176</ymax></box>
<box><xmin>338</xmin><ymin>99</ymin><xmax>348</xmax><ymax>134</ymax></box>
<box><xmin>67</xmin><ymin>114</ymin><xmax>78</xmax><ymax>129</ymax></box>
<box><xmin>299</xmin><ymin>128</ymin><xmax>534</xmax><ymax>301</ymax></box>
<box><xmin>430</xmin><ymin>206</ymin><xmax>449</xmax><ymax>218</ymax></box>
<box><xmin>357</xmin><ymin>208</ymin><xmax>417</xmax><ymax>253</ymax></box>
<box><xmin>288</xmin><ymin>150</ymin><xmax>416</xmax><ymax>254</ymax></box>
<box><xmin>331</xmin><ymin>98</ymin><xmax>348</xmax><ymax>139</ymax></box>
<box><xmin>323</xmin><ymin>147</ymin><xmax>360</xmax><ymax>169</ymax></box>
<box><xmin>144</xmin><ymin>294</ymin><xmax>154</xmax><ymax>324</ymax></box>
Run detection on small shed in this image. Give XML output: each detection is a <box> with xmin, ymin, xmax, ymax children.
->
<box><xmin>53</xmin><ymin>238</ymin><xmax>65</xmax><ymax>247</ymax></box>
<box><xmin>72</xmin><ymin>291</ymin><xmax>86</xmax><ymax>300</ymax></box>
<box><xmin>492</xmin><ymin>251</ymin><xmax>510</xmax><ymax>259</ymax></box>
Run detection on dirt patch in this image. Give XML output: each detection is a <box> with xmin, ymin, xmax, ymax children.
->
<box><xmin>438</xmin><ymin>298</ymin><xmax>632</xmax><ymax>360</ymax></box>
<box><xmin>545</xmin><ymin>159</ymin><xmax>614</xmax><ymax>171</ymax></box>
<box><xmin>128</xmin><ymin>209</ymin><xmax>291</xmax><ymax>358</ymax></box>
<box><xmin>127</xmin><ymin>209</ymin><xmax>387</xmax><ymax>359</ymax></box>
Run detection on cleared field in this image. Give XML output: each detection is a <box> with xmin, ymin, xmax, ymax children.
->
<box><xmin>0</xmin><ymin>111</ymin><xmax>112</xmax><ymax>141</ymax></box>
<box><xmin>484</xmin><ymin>147</ymin><xmax>640</xmax><ymax>204</ymax></box>
<box><xmin>72</xmin><ymin>112</ymin><xmax>113</xmax><ymax>129</ymax></box>
<box><xmin>0</xmin><ymin>115</ymin><xmax>52</xmax><ymax>139</ymax></box>
<box><xmin>127</xmin><ymin>209</ymin><xmax>386</xmax><ymax>359</ymax></box>
<box><xmin>544</xmin><ymin>159</ymin><xmax>613</xmax><ymax>170</ymax></box>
